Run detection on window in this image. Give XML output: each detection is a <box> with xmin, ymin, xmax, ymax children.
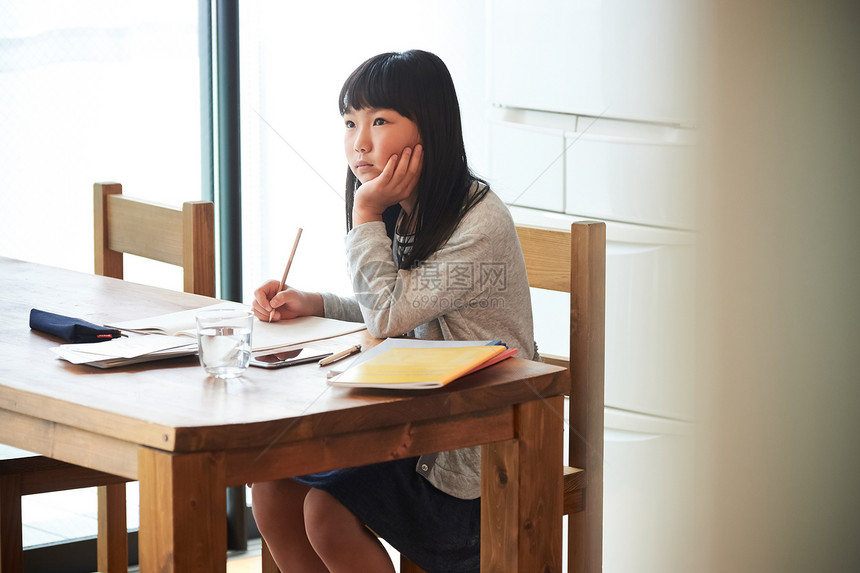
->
<box><xmin>238</xmin><ymin>0</ymin><xmax>488</xmax><ymax>301</ymax></box>
<box><xmin>0</xmin><ymin>1</ymin><xmax>203</xmax><ymax>289</ymax></box>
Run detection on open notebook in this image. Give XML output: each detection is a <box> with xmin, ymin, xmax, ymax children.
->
<box><xmin>106</xmin><ymin>302</ymin><xmax>366</xmax><ymax>352</ymax></box>
<box><xmin>327</xmin><ymin>338</ymin><xmax>518</xmax><ymax>390</ymax></box>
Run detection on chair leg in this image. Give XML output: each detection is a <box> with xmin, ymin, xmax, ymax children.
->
<box><xmin>261</xmin><ymin>536</ymin><xmax>280</xmax><ymax>573</ymax></box>
<box><xmin>0</xmin><ymin>474</ymin><xmax>24</xmax><ymax>573</ymax></box>
<box><xmin>97</xmin><ymin>483</ymin><xmax>128</xmax><ymax>573</ymax></box>
<box><xmin>400</xmin><ymin>554</ymin><xmax>429</xmax><ymax>573</ymax></box>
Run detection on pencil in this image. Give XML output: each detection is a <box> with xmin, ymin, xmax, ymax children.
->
<box><xmin>319</xmin><ymin>344</ymin><xmax>362</xmax><ymax>366</ymax></box>
<box><xmin>269</xmin><ymin>227</ymin><xmax>303</xmax><ymax>322</ymax></box>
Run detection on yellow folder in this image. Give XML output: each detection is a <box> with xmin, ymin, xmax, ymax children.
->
<box><xmin>328</xmin><ymin>345</ymin><xmax>509</xmax><ymax>389</ymax></box>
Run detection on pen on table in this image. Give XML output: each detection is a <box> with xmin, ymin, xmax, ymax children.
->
<box><xmin>319</xmin><ymin>344</ymin><xmax>362</xmax><ymax>367</ymax></box>
<box><xmin>269</xmin><ymin>227</ymin><xmax>303</xmax><ymax>322</ymax></box>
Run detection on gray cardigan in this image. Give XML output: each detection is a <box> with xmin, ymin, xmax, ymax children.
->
<box><xmin>320</xmin><ymin>188</ymin><xmax>537</xmax><ymax>499</ymax></box>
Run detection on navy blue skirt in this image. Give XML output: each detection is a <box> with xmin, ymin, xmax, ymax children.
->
<box><xmin>293</xmin><ymin>457</ymin><xmax>480</xmax><ymax>573</ymax></box>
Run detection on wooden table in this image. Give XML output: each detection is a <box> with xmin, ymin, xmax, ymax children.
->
<box><xmin>0</xmin><ymin>256</ymin><xmax>566</xmax><ymax>572</ymax></box>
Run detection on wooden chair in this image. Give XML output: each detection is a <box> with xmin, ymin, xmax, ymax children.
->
<box><xmin>517</xmin><ymin>221</ymin><xmax>605</xmax><ymax>572</ymax></box>
<box><xmin>0</xmin><ymin>448</ymin><xmax>131</xmax><ymax>573</ymax></box>
<box><xmin>94</xmin><ymin>182</ymin><xmax>216</xmax><ymax>297</ymax></box>
<box><xmin>260</xmin><ymin>221</ymin><xmax>605</xmax><ymax>573</ymax></box>
<box><xmin>0</xmin><ymin>182</ymin><xmax>215</xmax><ymax>573</ymax></box>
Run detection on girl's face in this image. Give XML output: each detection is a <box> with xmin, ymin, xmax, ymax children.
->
<box><xmin>343</xmin><ymin>107</ymin><xmax>421</xmax><ymax>184</ymax></box>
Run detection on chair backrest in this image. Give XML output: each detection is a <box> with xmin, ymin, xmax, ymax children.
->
<box><xmin>516</xmin><ymin>221</ymin><xmax>605</xmax><ymax>573</ymax></box>
<box><xmin>93</xmin><ymin>182</ymin><xmax>216</xmax><ymax>297</ymax></box>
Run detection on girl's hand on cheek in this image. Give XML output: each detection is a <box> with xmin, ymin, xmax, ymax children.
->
<box><xmin>353</xmin><ymin>144</ymin><xmax>423</xmax><ymax>226</ymax></box>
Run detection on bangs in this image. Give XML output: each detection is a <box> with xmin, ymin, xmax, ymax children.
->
<box><xmin>339</xmin><ymin>52</ymin><xmax>417</xmax><ymax>120</ymax></box>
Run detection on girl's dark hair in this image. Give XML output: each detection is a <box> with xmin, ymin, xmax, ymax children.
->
<box><xmin>340</xmin><ymin>50</ymin><xmax>488</xmax><ymax>269</ymax></box>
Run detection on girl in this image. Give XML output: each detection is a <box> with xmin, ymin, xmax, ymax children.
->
<box><xmin>251</xmin><ymin>50</ymin><xmax>537</xmax><ymax>573</ymax></box>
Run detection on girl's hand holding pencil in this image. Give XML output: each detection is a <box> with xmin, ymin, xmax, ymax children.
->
<box><xmin>251</xmin><ymin>281</ymin><xmax>325</xmax><ymax>323</ymax></box>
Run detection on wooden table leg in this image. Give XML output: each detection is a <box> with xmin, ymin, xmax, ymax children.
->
<box><xmin>138</xmin><ymin>448</ymin><xmax>227</xmax><ymax>573</ymax></box>
<box><xmin>97</xmin><ymin>482</ymin><xmax>128</xmax><ymax>573</ymax></box>
<box><xmin>481</xmin><ymin>396</ymin><xmax>563</xmax><ymax>572</ymax></box>
<box><xmin>0</xmin><ymin>473</ymin><xmax>24</xmax><ymax>573</ymax></box>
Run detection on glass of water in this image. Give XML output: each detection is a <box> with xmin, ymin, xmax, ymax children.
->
<box><xmin>196</xmin><ymin>308</ymin><xmax>253</xmax><ymax>379</ymax></box>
